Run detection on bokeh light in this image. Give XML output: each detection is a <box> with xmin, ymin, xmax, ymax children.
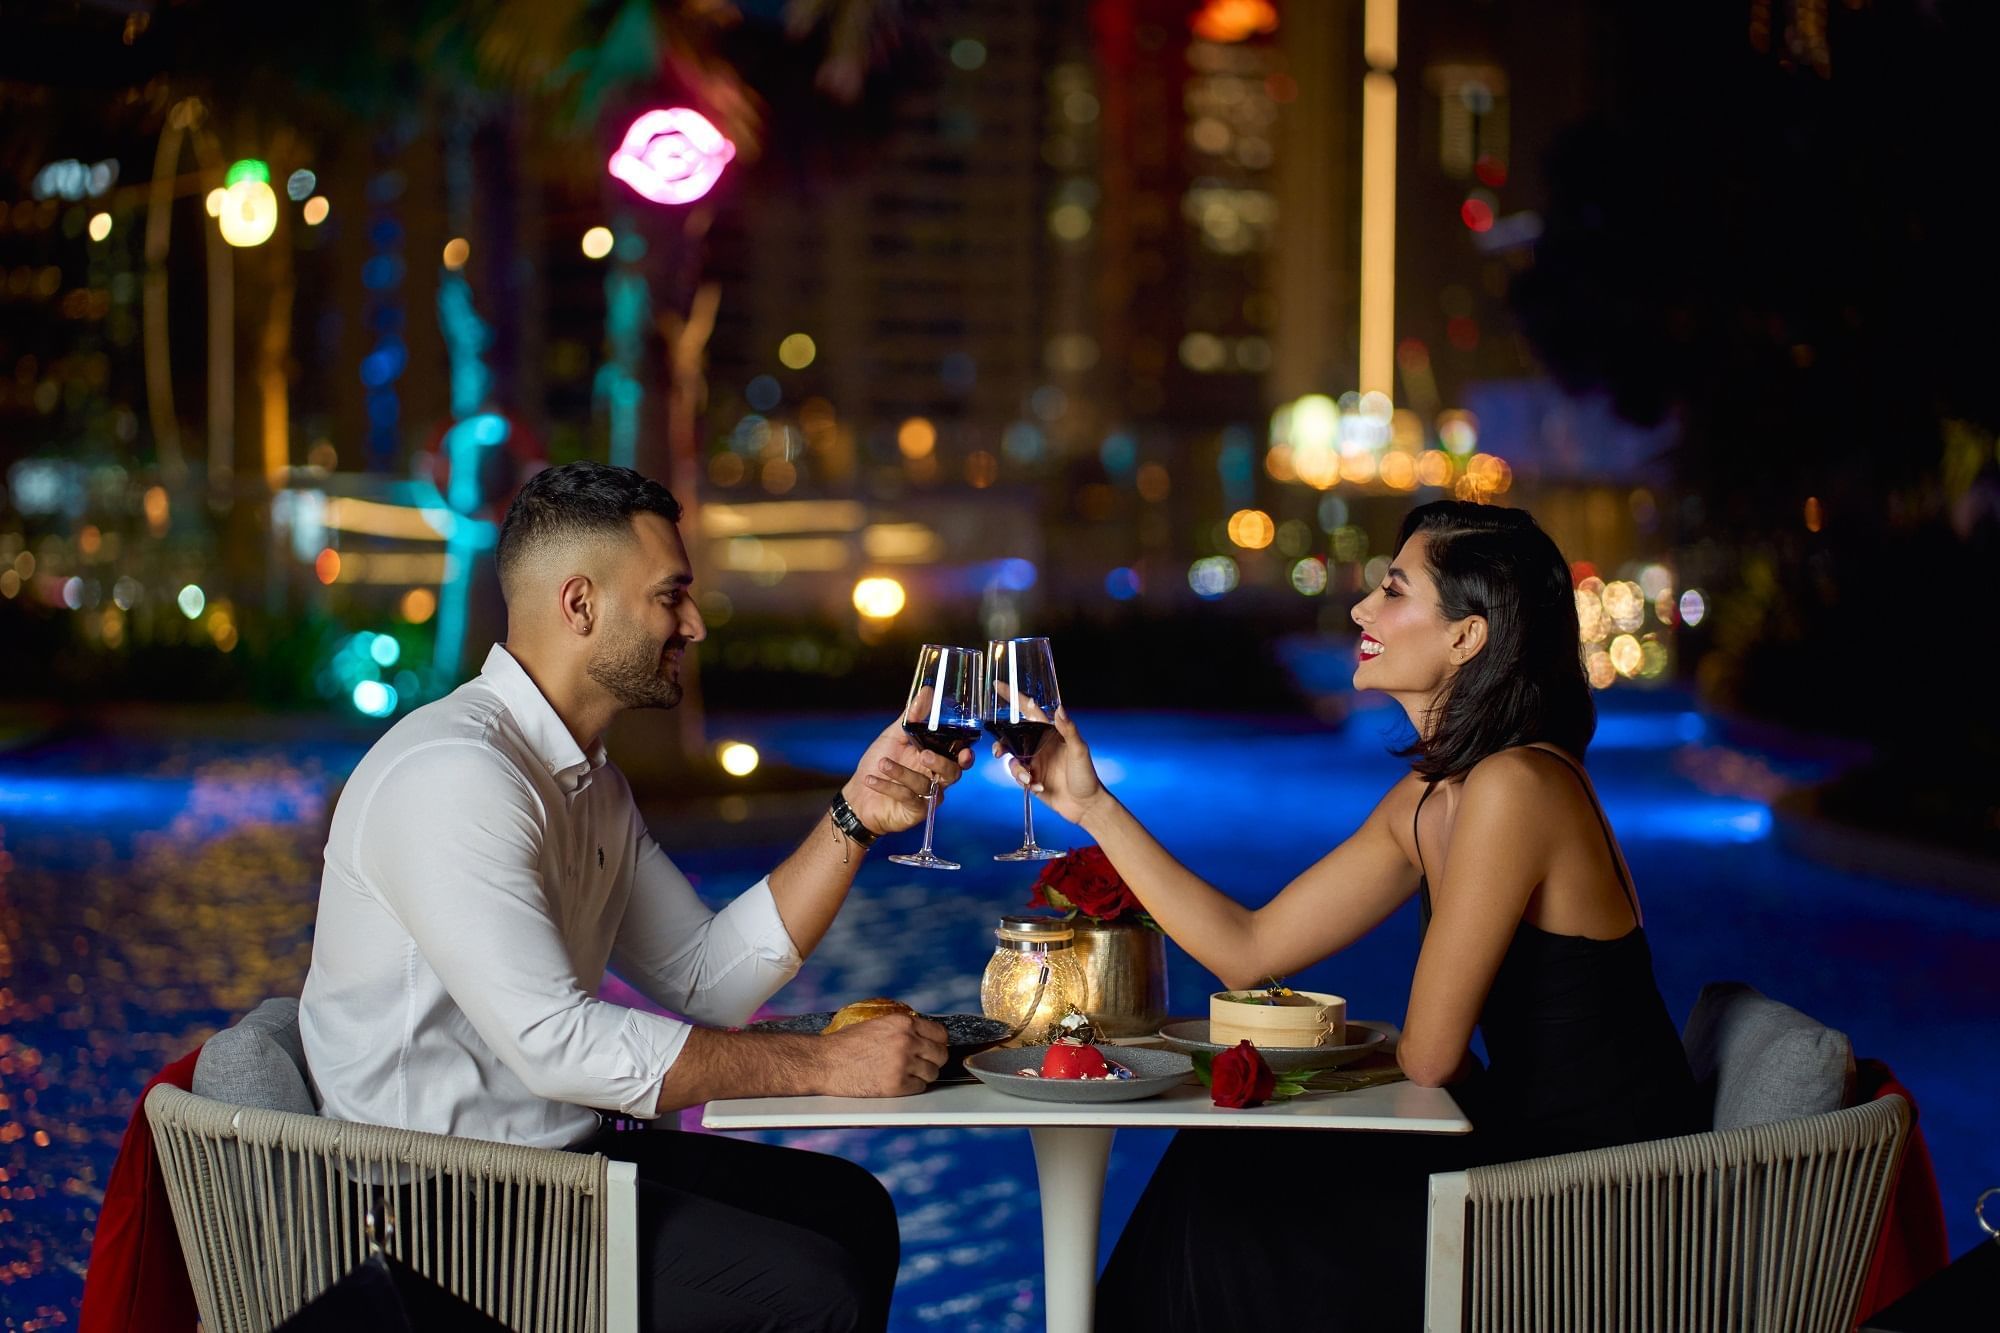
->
<box><xmin>87</xmin><ymin>212</ymin><xmax>111</xmax><ymax>242</ymax></box>
<box><xmin>1290</xmin><ymin>558</ymin><xmax>1328</xmax><ymax>596</ymax></box>
<box><xmin>401</xmin><ymin>588</ymin><xmax>437</xmax><ymax>624</ymax></box>
<box><xmin>609</xmin><ymin>107</ymin><xmax>736</xmax><ymax>205</ymax></box>
<box><xmin>352</xmin><ymin>679</ymin><xmax>397</xmax><ymax>718</ymax></box>
<box><xmin>853</xmin><ymin>576</ymin><xmax>906</xmax><ymax>619</ymax></box>
<box><xmin>1585</xmin><ymin>648</ymin><xmax>1616</xmax><ymax>689</ymax></box>
<box><xmin>778</xmin><ymin>333</ymin><xmax>817</xmax><ymax>369</ymax></box>
<box><xmin>717</xmin><ymin>741</ymin><xmax>761</xmax><ymax>777</ymax></box>
<box><xmin>1679</xmin><ymin>589</ymin><xmax>1708</xmax><ymax>627</ymax></box>
<box><xmin>302</xmin><ymin>196</ymin><xmax>330</xmax><ymax>225</ymax></box>
<box><xmin>176</xmin><ymin>584</ymin><xmax>205</xmax><ymax>619</ymax></box>
<box><xmin>898</xmin><ymin>417</ymin><xmax>937</xmax><ymax>458</ymax></box>
<box><xmin>1601</xmin><ymin>580</ymin><xmax>1645</xmax><ymax>632</ymax></box>
<box><xmin>581</xmin><ymin>226</ymin><xmax>614</xmax><ymax>259</ymax></box>
<box><xmin>1576</xmin><ymin>588</ymin><xmax>1609</xmax><ymax>643</ymax></box>
<box><xmin>218</xmin><ymin>160</ymin><xmax>278</xmax><ymax>247</ymax></box>
<box><xmin>1226</xmin><ymin>508</ymin><xmax>1275</xmax><ymax>550</ymax></box>
<box><xmin>442</xmin><ymin>237</ymin><xmax>470</xmax><ymax>269</ymax></box>
<box><xmin>1188</xmin><ymin>556</ymin><xmax>1239</xmax><ymax>598</ymax></box>
<box><xmin>1609</xmin><ymin>634</ymin><xmax>1643</xmax><ymax>678</ymax></box>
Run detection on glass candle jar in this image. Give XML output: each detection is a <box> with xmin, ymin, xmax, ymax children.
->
<box><xmin>979</xmin><ymin>915</ymin><xmax>1086</xmax><ymax>1046</ymax></box>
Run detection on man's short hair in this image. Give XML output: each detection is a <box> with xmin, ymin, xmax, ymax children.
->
<box><xmin>495</xmin><ymin>461</ymin><xmax>682</xmax><ymax>598</ymax></box>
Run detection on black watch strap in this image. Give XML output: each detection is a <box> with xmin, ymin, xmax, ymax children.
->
<box><xmin>829</xmin><ymin>792</ymin><xmax>878</xmax><ymax>847</ymax></box>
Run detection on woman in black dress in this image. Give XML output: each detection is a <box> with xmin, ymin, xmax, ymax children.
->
<box><xmin>1006</xmin><ymin>501</ymin><xmax>1704</xmax><ymax>1330</ymax></box>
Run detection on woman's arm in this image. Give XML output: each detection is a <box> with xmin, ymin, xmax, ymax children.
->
<box><xmin>1016</xmin><ymin>707</ymin><xmax>1423</xmax><ymax>990</ymax></box>
<box><xmin>1396</xmin><ymin>751</ymin><xmax>1554</xmax><ymax>1085</ymax></box>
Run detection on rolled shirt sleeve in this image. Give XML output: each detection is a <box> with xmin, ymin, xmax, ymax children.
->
<box><xmin>357</xmin><ymin>742</ymin><xmax>692</xmax><ymax>1118</ymax></box>
<box><xmin>611</xmin><ymin>802</ymin><xmax>802</xmax><ymax>1027</ymax></box>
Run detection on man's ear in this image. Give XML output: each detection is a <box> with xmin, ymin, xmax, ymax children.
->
<box><xmin>1450</xmin><ymin>614</ymin><xmax>1488</xmax><ymax>666</ymax></box>
<box><xmin>557</xmin><ymin>573</ymin><xmax>596</xmax><ymax>637</ymax></box>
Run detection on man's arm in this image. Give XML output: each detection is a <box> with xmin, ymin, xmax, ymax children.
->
<box><xmin>651</xmin><ymin>1012</ymin><xmax>948</xmax><ymax>1113</ymax></box>
<box><xmin>762</xmin><ymin>714</ymin><xmax>974</xmax><ymax>957</ymax></box>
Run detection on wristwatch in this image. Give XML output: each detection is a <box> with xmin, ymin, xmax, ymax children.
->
<box><xmin>828</xmin><ymin>792</ymin><xmax>878</xmax><ymax>847</ymax></box>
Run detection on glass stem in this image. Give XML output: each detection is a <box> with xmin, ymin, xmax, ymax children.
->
<box><xmin>1021</xmin><ymin>783</ymin><xmax>1038</xmax><ymax>849</ymax></box>
<box><xmin>917</xmin><ymin>774</ymin><xmax>941</xmax><ymax>855</ymax></box>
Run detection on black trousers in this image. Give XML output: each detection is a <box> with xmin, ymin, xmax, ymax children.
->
<box><xmin>571</xmin><ymin>1125</ymin><xmax>900</xmax><ymax>1333</ymax></box>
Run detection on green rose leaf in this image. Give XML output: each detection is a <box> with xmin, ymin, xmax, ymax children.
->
<box><xmin>1189</xmin><ymin>1050</ymin><xmax>1215</xmax><ymax>1089</ymax></box>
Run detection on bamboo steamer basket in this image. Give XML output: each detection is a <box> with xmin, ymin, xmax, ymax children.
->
<box><xmin>1209</xmin><ymin>990</ymin><xmax>1347</xmax><ymax>1048</ymax></box>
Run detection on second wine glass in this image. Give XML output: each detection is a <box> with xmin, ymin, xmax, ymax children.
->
<box><xmin>986</xmin><ymin>637</ymin><xmax>1065</xmax><ymax>862</ymax></box>
<box><xmin>888</xmin><ymin>643</ymin><xmax>986</xmax><ymax>871</ymax></box>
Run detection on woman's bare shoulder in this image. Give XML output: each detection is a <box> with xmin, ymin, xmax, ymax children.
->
<box><xmin>1459</xmin><ymin>747</ymin><xmax>1588</xmax><ymax>825</ymax></box>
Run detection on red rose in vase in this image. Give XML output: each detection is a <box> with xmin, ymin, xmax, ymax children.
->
<box><xmin>1210</xmin><ymin>1040</ymin><xmax>1277</xmax><ymax>1108</ymax></box>
<box><xmin>1029</xmin><ymin>845</ymin><xmax>1147</xmax><ymax>923</ymax></box>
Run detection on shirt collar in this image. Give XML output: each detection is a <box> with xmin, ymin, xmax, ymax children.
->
<box><xmin>479</xmin><ymin>645</ymin><xmax>608</xmax><ymax>793</ymax></box>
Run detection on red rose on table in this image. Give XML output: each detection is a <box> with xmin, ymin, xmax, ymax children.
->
<box><xmin>1029</xmin><ymin>845</ymin><xmax>1145</xmax><ymax>922</ymax></box>
<box><xmin>1210</xmin><ymin>1040</ymin><xmax>1276</xmax><ymax>1108</ymax></box>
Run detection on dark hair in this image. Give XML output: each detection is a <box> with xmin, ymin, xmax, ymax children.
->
<box><xmin>1393</xmin><ymin>500</ymin><xmax>1594</xmax><ymax>779</ymax></box>
<box><xmin>495</xmin><ymin>461</ymin><xmax>682</xmax><ymax>596</ymax></box>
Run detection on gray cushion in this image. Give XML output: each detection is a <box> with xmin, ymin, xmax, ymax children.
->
<box><xmin>193</xmin><ymin>996</ymin><xmax>318</xmax><ymax>1115</ymax></box>
<box><xmin>1682</xmin><ymin>981</ymin><xmax>1853</xmax><ymax>1131</ymax></box>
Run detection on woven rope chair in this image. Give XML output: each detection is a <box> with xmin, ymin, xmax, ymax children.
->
<box><xmin>1424</xmin><ymin>980</ymin><xmax>1913</xmax><ymax>1333</ymax></box>
<box><xmin>145</xmin><ymin>1083</ymin><xmax>640</xmax><ymax>1332</ymax></box>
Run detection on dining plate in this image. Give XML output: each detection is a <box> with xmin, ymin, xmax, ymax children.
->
<box><xmin>1155</xmin><ymin>1019</ymin><xmax>1391</xmax><ymax>1072</ymax></box>
<box><xmin>963</xmin><ymin>1046</ymin><xmax>1194</xmax><ymax>1103</ymax></box>
<box><xmin>748</xmin><ymin>1011</ymin><xmax>1011</xmax><ymax>1081</ymax></box>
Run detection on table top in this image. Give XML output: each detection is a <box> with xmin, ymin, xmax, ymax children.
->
<box><xmin>703</xmin><ymin>1076</ymin><xmax>1470</xmax><ymax>1133</ymax></box>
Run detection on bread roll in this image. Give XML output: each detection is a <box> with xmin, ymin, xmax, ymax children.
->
<box><xmin>824</xmin><ymin>997</ymin><xmax>917</xmax><ymax>1034</ymax></box>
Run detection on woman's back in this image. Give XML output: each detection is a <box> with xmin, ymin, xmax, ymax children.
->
<box><xmin>1414</xmin><ymin>745</ymin><xmax>1702</xmax><ymax>1158</ymax></box>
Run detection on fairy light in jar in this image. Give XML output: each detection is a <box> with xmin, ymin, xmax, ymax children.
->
<box><xmin>980</xmin><ymin>915</ymin><xmax>1086</xmax><ymax>1045</ymax></box>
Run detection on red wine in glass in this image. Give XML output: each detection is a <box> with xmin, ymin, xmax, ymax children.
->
<box><xmin>986</xmin><ymin>638</ymin><xmax>1065</xmax><ymax>862</ymax></box>
<box><xmin>986</xmin><ymin>719</ymin><xmax>1055</xmax><ymax>760</ymax></box>
<box><xmin>903</xmin><ymin>721</ymin><xmax>984</xmax><ymax>757</ymax></box>
<box><xmin>888</xmin><ymin>644</ymin><xmax>986</xmax><ymax>871</ymax></box>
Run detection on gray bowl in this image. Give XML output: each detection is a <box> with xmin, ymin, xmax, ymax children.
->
<box><xmin>749</xmin><ymin>1011</ymin><xmax>1011</xmax><ymax>1081</ymax></box>
<box><xmin>964</xmin><ymin>1045</ymin><xmax>1193</xmax><ymax>1103</ymax></box>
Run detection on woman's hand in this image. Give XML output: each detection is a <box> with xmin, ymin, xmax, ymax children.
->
<box><xmin>1000</xmin><ymin>702</ymin><xmax>1109</xmax><ymax>827</ymax></box>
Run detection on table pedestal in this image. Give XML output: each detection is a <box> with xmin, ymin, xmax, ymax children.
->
<box><xmin>1029</xmin><ymin>1126</ymin><xmax>1117</xmax><ymax>1333</ymax></box>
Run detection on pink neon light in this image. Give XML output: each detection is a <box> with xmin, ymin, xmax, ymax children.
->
<box><xmin>608</xmin><ymin>108</ymin><xmax>736</xmax><ymax>205</ymax></box>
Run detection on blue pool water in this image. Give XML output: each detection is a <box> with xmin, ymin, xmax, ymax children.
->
<box><xmin>1</xmin><ymin>694</ymin><xmax>1993</xmax><ymax>1329</ymax></box>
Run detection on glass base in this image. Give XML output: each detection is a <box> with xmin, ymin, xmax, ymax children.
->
<box><xmin>889</xmin><ymin>850</ymin><xmax>962</xmax><ymax>871</ymax></box>
<box><xmin>994</xmin><ymin>845</ymin><xmax>1065</xmax><ymax>862</ymax></box>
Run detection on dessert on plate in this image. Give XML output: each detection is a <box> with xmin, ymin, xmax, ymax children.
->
<box><xmin>1026</xmin><ymin>1008</ymin><xmax>1134</xmax><ymax>1081</ymax></box>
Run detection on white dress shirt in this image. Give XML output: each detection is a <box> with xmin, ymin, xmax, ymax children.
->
<box><xmin>300</xmin><ymin>644</ymin><xmax>802</xmax><ymax>1149</ymax></box>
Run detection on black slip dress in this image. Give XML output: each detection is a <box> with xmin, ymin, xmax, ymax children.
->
<box><xmin>1094</xmin><ymin>746</ymin><xmax>1703</xmax><ymax>1332</ymax></box>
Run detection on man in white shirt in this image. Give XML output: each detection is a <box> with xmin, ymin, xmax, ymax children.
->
<box><xmin>301</xmin><ymin>461</ymin><xmax>968</xmax><ymax>1332</ymax></box>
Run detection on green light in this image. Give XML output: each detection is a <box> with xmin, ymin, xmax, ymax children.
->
<box><xmin>225</xmin><ymin>159</ymin><xmax>270</xmax><ymax>187</ymax></box>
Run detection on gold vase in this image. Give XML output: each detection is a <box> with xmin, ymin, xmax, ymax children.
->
<box><xmin>1070</xmin><ymin>920</ymin><xmax>1168</xmax><ymax>1038</ymax></box>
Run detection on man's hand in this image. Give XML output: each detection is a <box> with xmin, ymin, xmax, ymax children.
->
<box><xmin>815</xmin><ymin>1013</ymin><xmax>949</xmax><ymax>1096</ymax></box>
<box><xmin>842</xmin><ymin>709</ymin><xmax>974</xmax><ymax>838</ymax></box>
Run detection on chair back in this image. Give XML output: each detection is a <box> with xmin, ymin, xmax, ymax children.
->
<box><xmin>145</xmin><ymin>1082</ymin><xmax>622</xmax><ymax>1333</ymax></box>
<box><xmin>1457</xmin><ymin>1095</ymin><xmax>1911</xmax><ymax>1332</ymax></box>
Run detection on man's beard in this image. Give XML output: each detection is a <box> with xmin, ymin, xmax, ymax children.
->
<box><xmin>586</xmin><ymin>619</ymin><xmax>685</xmax><ymax>710</ymax></box>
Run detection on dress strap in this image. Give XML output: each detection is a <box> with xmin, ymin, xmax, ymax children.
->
<box><xmin>1412</xmin><ymin>779</ymin><xmax>1439</xmax><ymax>913</ymax></box>
<box><xmin>1517</xmin><ymin>746</ymin><xmax>1639</xmax><ymax>918</ymax></box>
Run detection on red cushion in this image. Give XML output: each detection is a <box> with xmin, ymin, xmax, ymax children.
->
<box><xmin>1853</xmin><ymin>1058</ymin><xmax>1950</xmax><ymax>1326</ymax></box>
<box><xmin>78</xmin><ymin>1046</ymin><xmax>202</xmax><ymax>1333</ymax></box>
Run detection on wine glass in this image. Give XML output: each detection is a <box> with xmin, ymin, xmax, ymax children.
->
<box><xmin>986</xmin><ymin>637</ymin><xmax>1065</xmax><ymax>862</ymax></box>
<box><xmin>888</xmin><ymin>643</ymin><xmax>986</xmax><ymax>871</ymax></box>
